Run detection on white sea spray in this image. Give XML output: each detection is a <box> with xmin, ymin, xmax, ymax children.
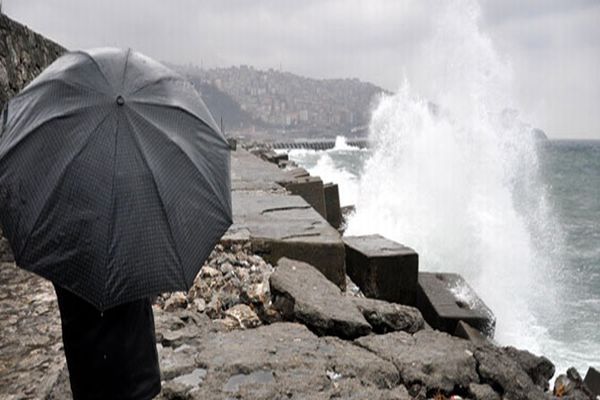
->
<box><xmin>346</xmin><ymin>0</ymin><xmax>567</xmax><ymax>370</ymax></box>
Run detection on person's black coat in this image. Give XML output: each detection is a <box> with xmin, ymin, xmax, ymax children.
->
<box><xmin>54</xmin><ymin>284</ymin><xmax>161</xmax><ymax>400</ymax></box>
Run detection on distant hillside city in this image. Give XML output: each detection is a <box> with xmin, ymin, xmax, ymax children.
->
<box><xmin>173</xmin><ymin>64</ymin><xmax>387</xmax><ymax>138</ymax></box>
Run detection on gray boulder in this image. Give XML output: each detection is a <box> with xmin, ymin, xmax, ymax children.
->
<box><xmin>270</xmin><ymin>258</ymin><xmax>371</xmax><ymax>338</ymax></box>
<box><xmin>503</xmin><ymin>346</ymin><xmax>555</xmax><ymax>390</ymax></box>
<box><xmin>185</xmin><ymin>322</ymin><xmax>404</xmax><ymax>399</ymax></box>
<box><xmin>474</xmin><ymin>346</ymin><xmax>547</xmax><ymax>400</ymax></box>
<box><xmin>350</xmin><ymin>296</ymin><xmax>424</xmax><ymax>334</ymax></box>
<box><xmin>355</xmin><ymin>329</ymin><xmax>478</xmax><ymax>392</ymax></box>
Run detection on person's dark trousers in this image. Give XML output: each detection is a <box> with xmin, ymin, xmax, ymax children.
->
<box><xmin>54</xmin><ymin>284</ymin><xmax>161</xmax><ymax>400</ymax></box>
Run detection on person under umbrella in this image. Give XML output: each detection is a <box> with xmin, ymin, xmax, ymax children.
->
<box><xmin>0</xmin><ymin>48</ymin><xmax>232</xmax><ymax>399</ymax></box>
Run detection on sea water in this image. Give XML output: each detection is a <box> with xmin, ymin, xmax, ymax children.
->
<box><xmin>287</xmin><ymin>0</ymin><xmax>599</xmax><ymax>377</ymax></box>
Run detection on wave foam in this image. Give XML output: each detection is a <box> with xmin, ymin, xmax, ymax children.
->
<box><xmin>346</xmin><ymin>0</ymin><xmax>568</xmax><ymax>373</ymax></box>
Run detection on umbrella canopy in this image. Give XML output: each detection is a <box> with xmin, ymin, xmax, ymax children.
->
<box><xmin>0</xmin><ymin>48</ymin><xmax>232</xmax><ymax>310</ymax></box>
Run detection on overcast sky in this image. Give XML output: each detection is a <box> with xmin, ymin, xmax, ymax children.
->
<box><xmin>3</xmin><ymin>0</ymin><xmax>599</xmax><ymax>139</ymax></box>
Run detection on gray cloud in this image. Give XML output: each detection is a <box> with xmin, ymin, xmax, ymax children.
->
<box><xmin>3</xmin><ymin>0</ymin><xmax>599</xmax><ymax>138</ymax></box>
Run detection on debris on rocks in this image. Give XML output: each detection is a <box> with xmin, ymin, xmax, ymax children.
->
<box><xmin>156</xmin><ymin>242</ymin><xmax>276</xmax><ymax>323</ymax></box>
<box><xmin>223</xmin><ymin>304</ymin><xmax>261</xmax><ymax>330</ymax></box>
<box><xmin>163</xmin><ymin>292</ymin><xmax>187</xmax><ymax>312</ymax></box>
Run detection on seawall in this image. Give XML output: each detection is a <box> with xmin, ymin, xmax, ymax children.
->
<box><xmin>0</xmin><ymin>12</ymin><xmax>65</xmax><ymax>111</ymax></box>
<box><xmin>268</xmin><ymin>138</ymin><xmax>370</xmax><ymax>150</ymax></box>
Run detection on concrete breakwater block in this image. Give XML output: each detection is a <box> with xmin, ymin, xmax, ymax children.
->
<box><xmin>324</xmin><ymin>183</ymin><xmax>342</xmax><ymax>229</ymax></box>
<box><xmin>231</xmin><ymin>149</ymin><xmax>291</xmax><ymax>192</ymax></box>
<box><xmin>584</xmin><ymin>367</ymin><xmax>600</xmax><ymax>397</ymax></box>
<box><xmin>454</xmin><ymin>320</ymin><xmax>491</xmax><ymax>347</ymax></box>
<box><xmin>343</xmin><ymin>234</ymin><xmax>418</xmax><ymax>306</ymax></box>
<box><xmin>277</xmin><ymin>176</ymin><xmax>327</xmax><ymax>219</ymax></box>
<box><xmin>261</xmin><ymin>150</ymin><xmax>288</xmax><ymax>165</ymax></box>
<box><xmin>417</xmin><ymin>272</ymin><xmax>495</xmax><ymax>337</ymax></box>
<box><xmin>225</xmin><ymin>191</ymin><xmax>346</xmax><ymax>288</ymax></box>
<box><xmin>277</xmin><ymin>159</ymin><xmax>293</xmax><ymax>169</ymax></box>
<box><xmin>287</xmin><ymin>167</ymin><xmax>310</xmax><ymax>179</ymax></box>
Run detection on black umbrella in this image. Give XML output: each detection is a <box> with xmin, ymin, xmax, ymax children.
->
<box><xmin>0</xmin><ymin>48</ymin><xmax>232</xmax><ymax>310</ymax></box>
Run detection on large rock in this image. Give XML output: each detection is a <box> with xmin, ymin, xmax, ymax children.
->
<box><xmin>177</xmin><ymin>322</ymin><xmax>406</xmax><ymax>399</ymax></box>
<box><xmin>227</xmin><ymin>191</ymin><xmax>346</xmax><ymax>287</ymax></box>
<box><xmin>344</xmin><ymin>234</ymin><xmax>418</xmax><ymax>305</ymax></box>
<box><xmin>48</xmin><ymin>320</ymin><xmax>410</xmax><ymax>400</ymax></box>
<box><xmin>269</xmin><ymin>258</ymin><xmax>371</xmax><ymax>338</ymax></box>
<box><xmin>356</xmin><ymin>329</ymin><xmax>479</xmax><ymax>393</ymax></box>
<box><xmin>474</xmin><ymin>346</ymin><xmax>547</xmax><ymax>400</ymax></box>
<box><xmin>350</xmin><ymin>296</ymin><xmax>424</xmax><ymax>334</ymax></box>
<box><xmin>503</xmin><ymin>346</ymin><xmax>555</xmax><ymax>391</ymax></box>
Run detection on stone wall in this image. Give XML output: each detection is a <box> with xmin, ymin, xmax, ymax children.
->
<box><xmin>0</xmin><ymin>12</ymin><xmax>65</xmax><ymax>111</ymax></box>
<box><xmin>0</xmin><ymin>13</ymin><xmax>65</xmax><ymax>260</ymax></box>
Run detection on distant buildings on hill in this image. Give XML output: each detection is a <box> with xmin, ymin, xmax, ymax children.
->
<box><xmin>176</xmin><ymin>64</ymin><xmax>386</xmax><ymax>138</ymax></box>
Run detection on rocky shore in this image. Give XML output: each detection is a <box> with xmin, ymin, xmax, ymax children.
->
<box><xmin>1</xmin><ymin>146</ymin><xmax>597</xmax><ymax>399</ymax></box>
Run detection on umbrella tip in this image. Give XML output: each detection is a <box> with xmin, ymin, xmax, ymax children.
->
<box><xmin>116</xmin><ymin>95</ymin><xmax>125</xmax><ymax>106</ymax></box>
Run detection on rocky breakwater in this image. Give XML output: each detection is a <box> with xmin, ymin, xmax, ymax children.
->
<box><xmin>32</xmin><ymin>240</ymin><xmax>595</xmax><ymax>399</ymax></box>
<box><xmin>132</xmin><ymin>147</ymin><xmax>600</xmax><ymax>398</ymax></box>
<box><xmin>1</xmin><ymin>136</ymin><xmax>596</xmax><ymax>399</ymax></box>
<box><xmin>44</xmin><ymin>142</ymin><xmax>598</xmax><ymax>399</ymax></box>
<box><xmin>151</xmin><ymin>254</ymin><xmax>588</xmax><ymax>400</ymax></box>
<box><xmin>47</xmin><ymin>245</ymin><xmax>572</xmax><ymax>400</ymax></box>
